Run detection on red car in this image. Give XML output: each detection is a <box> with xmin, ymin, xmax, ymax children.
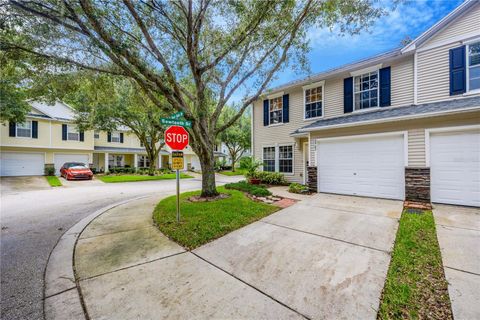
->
<box><xmin>60</xmin><ymin>162</ymin><xmax>93</xmax><ymax>180</ymax></box>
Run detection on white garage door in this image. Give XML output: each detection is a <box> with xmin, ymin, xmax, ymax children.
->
<box><xmin>317</xmin><ymin>134</ymin><xmax>405</xmax><ymax>200</ymax></box>
<box><xmin>54</xmin><ymin>154</ymin><xmax>89</xmax><ymax>175</ymax></box>
<box><xmin>430</xmin><ymin>129</ymin><xmax>480</xmax><ymax>207</ymax></box>
<box><xmin>0</xmin><ymin>152</ymin><xmax>45</xmax><ymax>176</ymax></box>
<box><xmin>189</xmin><ymin>155</ymin><xmax>201</xmax><ymax>171</ymax></box>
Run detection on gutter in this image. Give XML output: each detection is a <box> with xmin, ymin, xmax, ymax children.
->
<box><xmin>297</xmin><ymin>106</ymin><xmax>480</xmax><ymax>133</ymax></box>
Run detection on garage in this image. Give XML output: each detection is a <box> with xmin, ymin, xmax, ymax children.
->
<box><xmin>430</xmin><ymin>128</ymin><xmax>480</xmax><ymax>207</ymax></box>
<box><xmin>0</xmin><ymin>152</ymin><xmax>45</xmax><ymax>176</ymax></box>
<box><xmin>317</xmin><ymin>133</ymin><xmax>406</xmax><ymax>200</ymax></box>
<box><xmin>54</xmin><ymin>153</ymin><xmax>90</xmax><ymax>175</ymax></box>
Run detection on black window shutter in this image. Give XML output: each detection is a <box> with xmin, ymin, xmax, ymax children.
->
<box><xmin>79</xmin><ymin>130</ymin><xmax>84</xmax><ymax>141</ymax></box>
<box><xmin>9</xmin><ymin>121</ymin><xmax>16</xmax><ymax>137</ymax></box>
<box><xmin>32</xmin><ymin>121</ymin><xmax>38</xmax><ymax>138</ymax></box>
<box><xmin>282</xmin><ymin>94</ymin><xmax>289</xmax><ymax>123</ymax></box>
<box><xmin>62</xmin><ymin>124</ymin><xmax>67</xmax><ymax>140</ymax></box>
<box><xmin>263</xmin><ymin>99</ymin><xmax>269</xmax><ymax>126</ymax></box>
<box><xmin>449</xmin><ymin>45</ymin><xmax>466</xmax><ymax>95</ymax></box>
<box><xmin>379</xmin><ymin>67</ymin><xmax>391</xmax><ymax>107</ymax></box>
<box><xmin>120</xmin><ymin>132</ymin><xmax>124</xmax><ymax>143</ymax></box>
<box><xmin>344</xmin><ymin>77</ymin><xmax>353</xmax><ymax>113</ymax></box>
<box><xmin>107</xmin><ymin>131</ymin><xmax>112</xmax><ymax>142</ymax></box>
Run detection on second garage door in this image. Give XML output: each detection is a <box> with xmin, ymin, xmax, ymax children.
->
<box><xmin>54</xmin><ymin>154</ymin><xmax>89</xmax><ymax>175</ymax></box>
<box><xmin>317</xmin><ymin>134</ymin><xmax>405</xmax><ymax>200</ymax></box>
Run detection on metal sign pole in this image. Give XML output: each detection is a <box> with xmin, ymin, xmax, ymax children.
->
<box><xmin>176</xmin><ymin>169</ymin><xmax>180</xmax><ymax>222</ymax></box>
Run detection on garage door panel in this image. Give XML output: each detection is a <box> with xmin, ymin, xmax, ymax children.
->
<box><xmin>54</xmin><ymin>154</ymin><xmax>90</xmax><ymax>175</ymax></box>
<box><xmin>431</xmin><ymin>130</ymin><xmax>480</xmax><ymax>207</ymax></box>
<box><xmin>318</xmin><ymin>135</ymin><xmax>404</xmax><ymax>200</ymax></box>
<box><xmin>0</xmin><ymin>152</ymin><xmax>45</xmax><ymax>176</ymax></box>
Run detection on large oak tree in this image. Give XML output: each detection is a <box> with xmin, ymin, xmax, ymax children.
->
<box><xmin>3</xmin><ymin>0</ymin><xmax>383</xmax><ymax>196</ymax></box>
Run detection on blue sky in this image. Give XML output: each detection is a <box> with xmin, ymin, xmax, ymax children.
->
<box><xmin>267</xmin><ymin>0</ymin><xmax>463</xmax><ymax>88</ymax></box>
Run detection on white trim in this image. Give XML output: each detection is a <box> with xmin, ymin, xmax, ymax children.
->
<box><xmin>425</xmin><ymin>124</ymin><xmax>480</xmax><ymax>167</ymax></box>
<box><xmin>298</xmin><ymin>106</ymin><xmax>480</xmax><ymax>132</ymax></box>
<box><xmin>466</xmin><ymin>40</ymin><xmax>480</xmax><ymax>93</ymax></box>
<box><xmin>302</xmin><ymin>80</ymin><xmax>325</xmax><ymax>90</ymax></box>
<box><xmin>15</xmin><ymin>120</ymin><xmax>33</xmax><ymax>139</ymax></box>
<box><xmin>266</xmin><ymin>91</ymin><xmax>284</xmax><ymax>99</ymax></box>
<box><xmin>414</xmin><ymin>52</ymin><xmax>418</xmax><ymax>105</ymax></box>
<box><xmin>462</xmin><ymin>36</ymin><xmax>480</xmax><ymax>45</ymax></box>
<box><xmin>278</xmin><ymin>143</ymin><xmax>295</xmax><ymax>176</ymax></box>
<box><xmin>303</xmin><ymin>141</ymin><xmax>308</xmax><ymax>184</ymax></box>
<box><xmin>268</xmin><ymin>123</ymin><xmax>284</xmax><ymax>128</ymax></box>
<box><xmin>350</xmin><ymin>64</ymin><xmax>382</xmax><ymax>77</ymax></box>
<box><xmin>303</xmin><ymin>83</ymin><xmax>325</xmax><ymax>121</ymax></box>
<box><xmin>316</xmin><ymin>130</ymin><xmax>408</xmax><ymax>167</ymax></box>
<box><xmin>261</xmin><ymin>145</ymin><xmax>276</xmax><ymax>172</ymax></box>
<box><xmin>250</xmin><ymin>104</ymin><xmax>254</xmax><ymax>163</ymax></box>
<box><xmin>352</xmin><ymin>69</ymin><xmax>380</xmax><ymax>111</ymax></box>
<box><xmin>49</xmin><ymin>121</ymin><xmax>52</xmax><ymax>147</ymax></box>
<box><xmin>416</xmin><ymin>31</ymin><xmax>480</xmax><ymax>53</ymax></box>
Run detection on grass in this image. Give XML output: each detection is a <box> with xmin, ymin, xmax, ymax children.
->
<box><xmin>46</xmin><ymin>176</ymin><xmax>62</xmax><ymax>187</ymax></box>
<box><xmin>153</xmin><ymin>186</ymin><xmax>278</xmax><ymax>249</ymax></box>
<box><xmin>218</xmin><ymin>169</ymin><xmax>245</xmax><ymax>176</ymax></box>
<box><xmin>377</xmin><ymin>210</ymin><xmax>452</xmax><ymax>319</ymax></box>
<box><xmin>99</xmin><ymin>173</ymin><xmax>193</xmax><ymax>183</ymax></box>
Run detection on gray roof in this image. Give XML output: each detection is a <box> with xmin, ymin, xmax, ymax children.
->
<box><xmin>295</xmin><ymin>96</ymin><xmax>480</xmax><ymax>133</ymax></box>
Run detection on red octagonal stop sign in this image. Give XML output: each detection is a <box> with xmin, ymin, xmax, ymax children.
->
<box><xmin>165</xmin><ymin>125</ymin><xmax>189</xmax><ymax>150</ymax></box>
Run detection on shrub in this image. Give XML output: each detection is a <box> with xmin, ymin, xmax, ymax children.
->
<box><xmin>44</xmin><ymin>166</ymin><xmax>55</xmax><ymax>176</ymax></box>
<box><xmin>289</xmin><ymin>183</ymin><xmax>309</xmax><ymax>194</ymax></box>
<box><xmin>256</xmin><ymin>171</ymin><xmax>286</xmax><ymax>185</ymax></box>
<box><xmin>239</xmin><ymin>156</ymin><xmax>252</xmax><ymax>169</ymax></box>
<box><xmin>224</xmin><ymin>180</ymin><xmax>272</xmax><ymax>197</ymax></box>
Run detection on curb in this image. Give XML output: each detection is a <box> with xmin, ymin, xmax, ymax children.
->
<box><xmin>43</xmin><ymin>195</ymin><xmax>151</xmax><ymax>320</ymax></box>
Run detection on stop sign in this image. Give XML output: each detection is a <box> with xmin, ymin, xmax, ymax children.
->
<box><xmin>165</xmin><ymin>126</ymin><xmax>189</xmax><ymax>150</ymax></box>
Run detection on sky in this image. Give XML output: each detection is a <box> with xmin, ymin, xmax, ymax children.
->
<box><xmin>265</xmin><ymin>0</ymin><xmax>464</xmax><ymax>90</ymax></box>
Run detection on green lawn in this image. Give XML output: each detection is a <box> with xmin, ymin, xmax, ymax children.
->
<box><xmin>99</xmin><ymin>173</ymin><xmax>193</xmax><ymax>183</ymax></box>
<box><xmin>46</xmin><ymin>176</ymin><xmax>62</xmax><ymax>187</ymax></box>
<box><xmin>218</xmin><ymin>169</ymin><xmax>245</xmax><ymax>176</ymax></box>
<box><xmin>378</xmin><ymin>210</ymin><xmax>452</xmax><ymax>319</ymax></box>
<box><xmin>153</xmin><ymin>186</ymin><xmax>278</xmax><ymax>249</ymax></box>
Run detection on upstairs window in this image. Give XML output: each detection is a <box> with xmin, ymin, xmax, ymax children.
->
<box><xmin>16</xmin><ymin>121</ymin><xmax>32</xmax><ymax>138</ymax></box>
<box><xmin>263</xmin><ymin>147</ymin><xmax>275</xmax><ymax>172</ymax></box>
<box><xmin>354</xmin><ymin>71</ymin><xmax>378</xmax><ymax>110</ymax></box>
<box><xmin>111</xmin><ymin>132</ymin><xmax>121</xmax><ymax>143</ymax></box>
<box><xmin>305</xmin><ymin>86</ymin><xmax>323</xmax><ymax>119</ymax></box>
<box><xmin>468</xmin><ymin>41</ymin><xmax>480</xmax><ymax>91</ymax></box>
<box><xmin>269</xmin><ymin>97</ymin><xmax>283</xmax><ymax>125</ymax></box>
<box><xmin>94</xmin><ymin>131</ymin><xmax>100</xmax><ymax>139</ymax></box>
<box><xmin>279</xmin><ymin>145</ymin><xmax>293</xmax><ymax>173</ymax></box>
<box><xmin>67</xmin><ymin>125</ymin><xmax>79</xmax><ymax>141</ymax></box>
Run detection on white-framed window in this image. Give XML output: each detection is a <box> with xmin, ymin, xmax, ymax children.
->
<box><xmin>263</xmin><ymin>147</ymin><xmax>275</xmax><ymax>172</ymax></box>
<box><xmin>278</xmin><ymin>145</ymin><xmax>293</xmax><ymax>173</ymax></box>
<box><xmin>304</xmin><ymin>86</ymin><xmax>323</xmax><ymax>119</ymax></box>
<box><xmin>269</xmin><ymin>96</ymin><xmax>283</xmax><ymax>125</ymax></box>
<box><xmin>67</xmin><ymin>125</ymin><xmax>80</xmax><ymax>141</ymax></box>
<box><xmin>354</xmin><ymin>71</ymin><xmax>378</xmax><ymax>111</ymax></box>
<box><xmin>108</xmin><ymin>154</ymin><xmax>124</xmax><ymax>167</ymax></box>
<box><xmin>16</xmin><ymin>121</ymin><xmax>32</xmax><ymax>138</ymax></box>
<box><xmin>111</xmin><ymin>132</ymin><xmax>121</xmax><ymax>143</ymax></box>
<box><xmin>137</xmin><ymin>155</ymin><xmax>150</xmax><ymax>168</ymax></box>
<box><xmin>467</xmin><ymin>41</ymin><xmax>480</xmax><ymax>91</ymax></box>
<box><xmin>94</xmin><ymin>131</ymin><xmax>100</xmax><ymax>139</ymax></box>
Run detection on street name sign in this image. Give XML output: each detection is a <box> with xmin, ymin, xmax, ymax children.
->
<box><xmin>160</xmin><ymin>118</ymin><xmax>192</xmax><ymax>128</ymax></box>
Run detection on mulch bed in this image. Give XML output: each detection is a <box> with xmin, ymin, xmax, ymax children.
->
<box><xmin>188</xmin><ymin>193</ymin><xmax>230</xmax><ymax>202</ymax></box>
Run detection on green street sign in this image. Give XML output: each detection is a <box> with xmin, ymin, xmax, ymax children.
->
<box><xmin>169</xmin><ymin>111</ymin><xmax>184</xmax><ymax>119</ymax></box>
<box><xmin>160</xmin><ymin>118</ymin><xmax>192</xmax><ymax>128</ymax></box>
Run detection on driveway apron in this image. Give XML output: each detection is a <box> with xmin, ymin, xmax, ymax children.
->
<box><xmin>434</xmin><ymin>204</ymin><xmax>480</xmax><ymax>320</ymax></box>
<box><xmin>70</xmin><ymin>193</ymin><xmax>401</xmax><ymax>320</ymax></box>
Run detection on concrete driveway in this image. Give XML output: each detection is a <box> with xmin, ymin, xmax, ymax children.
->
<box><xmin>70</xmin><ymin>193</ymin><xmax>402</xmax><ymax>319</ymax></box>
<box><xmin>434</xmin><ymin>204</ymin><xmax>480</xmax><ymax>319</ymax></box>
<box><xmin>0</xmin><ymin>176</ymin><xmax>51</xmax><ymax>194</ymax></box>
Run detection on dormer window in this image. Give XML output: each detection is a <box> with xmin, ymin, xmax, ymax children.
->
<box><xmin>467</xmin><ymin>41</ymin><xmax>480</xmax><ymax>91</ymax></box>
<box><xmin>354</xmin><ymin>71</ymin><xmax>378</xmax><ymax>110</ymax></box>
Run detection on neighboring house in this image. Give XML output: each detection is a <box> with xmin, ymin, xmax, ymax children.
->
<box><xmin>213</xmin><ymin>142</ymin><xmax>251</xmax><ymax>166</ymax></box>
<box><xmin>0</xmin><ymin>101</ymin><xmax>202</xmax><ymax>176</ymax></box>
<box><xmin>251</xmin><ymin>0</ymin><xmax>480</xmax><ymax>207</ymax></box>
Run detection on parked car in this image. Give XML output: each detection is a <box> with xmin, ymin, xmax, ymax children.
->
<box><xmin>60</xmin><ymin>162</ymin><xmax>93</xmax><ymax>180</ymax></box>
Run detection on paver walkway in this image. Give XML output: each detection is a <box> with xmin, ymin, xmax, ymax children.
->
<box><xmin>434</xmin><ymin>204</ymin><xmax>480</xmax><ymax>319</ymax></box>
<box><xmin>66</xmin><ymin>193</ymin><xmax>402</xmax><ymax>319</ymax></box>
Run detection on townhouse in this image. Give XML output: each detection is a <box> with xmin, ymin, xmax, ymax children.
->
<box><xmin>252</xmin><ymin>0</ymin><xmax>480</xmax><ymax>207</ymax></box>
<box><xmin>0</xmin><ymin>100</ymin><xmax>201</xmax><ymax>176</ymax></box>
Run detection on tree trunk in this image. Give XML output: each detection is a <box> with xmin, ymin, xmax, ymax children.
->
<box><xmin>231</xmin><ymin>158</ymin><xmax>236</xmax><ymax>172</ymax></box>
<box><xmin>148</xmin><ymin>159</ymin><xmax>156</xmax><ymax>176</ymax></box>
<box><xmin>195</xmin><ymin>145</ymin><xmax>218</xmax><ymax>197</ymax></box>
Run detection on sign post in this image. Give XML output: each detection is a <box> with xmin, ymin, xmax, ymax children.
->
<box><xmin>165</xmin><ymin>125</ymin><xmax>189</xmax><ymax>223</ymax></box>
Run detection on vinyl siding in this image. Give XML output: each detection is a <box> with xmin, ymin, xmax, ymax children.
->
<box><xmin>309</xmin><ymin>110</ymin><xmax>480</xmax><ymax>166</ymax></box>
<box><xmin>423</xmin><ymin>4</ymin><xmax>480</xmax><ymax>48</ymax></box>
<box><xmin>391</xmin><ymin>57</ymin><xmax>414</xmax><ymax>107</ymax></box>
<box><xmin>94</xmin><ymin>131</ymin><xmax>142</xmax><ymax>148</ymax></box>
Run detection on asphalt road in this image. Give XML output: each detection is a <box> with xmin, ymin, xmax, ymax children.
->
<box><xmin>0</xmin><ymin>175</ymin><xmax>240</xmax><ymax>320</ymax></box>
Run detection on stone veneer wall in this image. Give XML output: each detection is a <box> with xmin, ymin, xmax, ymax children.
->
<box><xmin>405</xmin><ymin>167</ymin><xmax>431</xmax><ymax>203</ymax></box>
<box><xmin>307</xmin><ymin>166</ymin><xmax>317</xmax><ymax>192</ymax></box>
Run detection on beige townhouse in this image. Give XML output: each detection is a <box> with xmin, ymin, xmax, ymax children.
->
<box><xmin>252</xmin><ymin>0</ymin><xmax>480</xmax><ymax>207</ymax></box>
<box><xmin>0</xmin><ymin>100</ymin><xmax>201</xmax><ymax>176</ymax></box>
